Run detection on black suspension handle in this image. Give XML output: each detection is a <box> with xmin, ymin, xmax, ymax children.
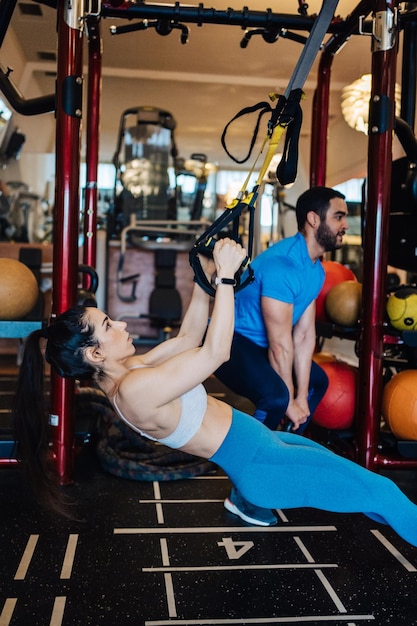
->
<box><xmin>189</xmin><ymin>236</ymin><xmax>253</xmax><ymax>297</ymax></box>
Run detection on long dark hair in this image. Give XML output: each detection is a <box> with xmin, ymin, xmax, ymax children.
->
<box><xmin>12</xmin><ymin>306</ymin><xmax>98</xmax><ymax>515</ymax></box>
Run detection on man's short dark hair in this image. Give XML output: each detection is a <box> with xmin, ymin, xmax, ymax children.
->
<box><xmin>296</xmin><ymin>186</ymin><xmax>346</xmax><ymax>230</ymax></box>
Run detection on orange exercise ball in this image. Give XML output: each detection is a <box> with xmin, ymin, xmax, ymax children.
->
<box><xmin>312</xmin><ymin>359</ymin><xmax>358</xmax><ymax>430</ymax></box>
<box><xmin>312</xmin><ymin>351</ymin><xmax>337</xmax><ymax>364</ymax></box>
<box><xmin>382</xmin><ymin>370</ymin><xmax>417</xmax><ymax>441</ymax></box>
<box><xmin>0</xmin><ymin>258</ymin><xmax>39</xmax><ymax>320</ymax></box>
<box><xmin>316</xmin><ymin>261</ymin><xmax>357</xmax><ymax>322</ymax></box>
<box><xmin>325</xmin><ymin>280</ymin><xmax>362</xmax><ymax>327</ymax></box>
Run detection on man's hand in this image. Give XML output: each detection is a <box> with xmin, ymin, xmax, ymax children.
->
<box><xmin>285</xmin><ymin>398</ymin><xmax>310</xmax><ymax>431</ymax></box>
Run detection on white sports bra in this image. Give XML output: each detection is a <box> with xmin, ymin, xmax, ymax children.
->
<box><xmin>112</xmin><ymin>383</ymin><xmax>208</xmax><ymax>449</ymax></box>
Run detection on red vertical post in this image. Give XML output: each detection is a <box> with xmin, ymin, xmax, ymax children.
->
<box><xmin>310</xmin><ymin>50</ymin><xmax>333</xmax><ymax>187</ymax></box>
<box><xmin>309</xmin><ymin>0</ymin><xmax>375</xmax><ymax>187</ymax></box>
<box><xmin>51</xmin><ymin>3</ymin><xmax>84</xmax><ymax>484</ymax></box>
<box><xmin>356</xmin><ymin>0</ymin><xmax>399</xmax><ymax>469</ymax></box>
<box><xmin>83</xmin><ymin>16</ymin><xmax>102</xmax><ymax>275</ymax></box>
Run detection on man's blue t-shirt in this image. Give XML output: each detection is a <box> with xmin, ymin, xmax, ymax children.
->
<box><xmin>234</xmin><ymin>232</ymin><xmax>325</xmax><ymax>348</ymax></box>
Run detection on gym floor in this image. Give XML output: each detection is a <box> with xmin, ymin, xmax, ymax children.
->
<box><xmin>1</xmin><ymin>341</ymin><xmax>417</xmax><ymax>626</ymax></box>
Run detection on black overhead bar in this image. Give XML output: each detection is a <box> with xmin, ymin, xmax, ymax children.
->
<box><xmin>101</xmin><ymin>1</ymin><xmax>347</xmax><ymax>34</ymax></box>
<box><xmin>0</xmin><ymin>0</ymin><xmax>375</xmax><ymax>117</ymax></box>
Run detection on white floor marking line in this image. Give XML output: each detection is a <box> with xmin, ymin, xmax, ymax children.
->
<box><xmin>153</xmin><ymin>481</ymin><xmax>165</xmax><ymax>524</ymax></box>
<box><xmin>114</xmin><ymin>525</ymin><xmax>337</xmax><ymax>535</ymax></box>
<box><xmin>160</xmin><ymin>538</ymin><xmax>170</xmax><ymax>567</ymax></box>
<box><xmin>49</xmin><ymin>596</ymin><xmax>66</xmax><ymax>626</ymax></box>
<box><xmin>153</xmin><ymin>480</ymin><xmax>165</xmax><ymax>524</ymax></box>
<box><xmin>164</xmin><ymin>573</ymin><xmax>177</xmax><ymax>618</ymax></box>
<box><xmin>293</xmin><ymin>536</ymin><xmax>315</xmax><ymax>562</ymax></box>
<box><xmin>294</xmin><ymin>536</ymin><xmax>347</xmax><ymax>613</ymax></box>
<box><xmin>60</xmin><ymin>534</ymin><xmax>78</xmax><ymax>579</ymax></box>
<box><xmin>371</xmin><ymin>530</ymin><xmax>417</xmax><ymax>572</ymax></box>
<box><xmin>144</xmin><ymin>615</ymin><xmax>375</xmax><ymax>625</ymax></box>
<box><xmin>14</xmin><ymin>534</ymin><xmax>39</xmax><ymax>580</ymax></box>
<box><xmin>314</xmin><ymin>569</ymin><xmax>347</xmax><ymax>613</ymax></box>
<box><xmin>156</xmin><ymin>503</ymin><xmax>165</xmax><ymax>524</ymax></box>
<box><xmin>0</xmin><ymin>598</ymin><xmax>17</xmax><ymax>626</ymax></box>
<box><xmin>160</xmin><ymin>539</ymin><xmax>177</xmax><ymax>618</ymax></box>
<box><xmin>276</xmin><ymin>509</ymin><xmax>289</xmax><ymax>522</ymax></box>
<box><xmin>142</xmin><ymin>563</ymin><xmax>337</xmax><ymax>573</ymax></box>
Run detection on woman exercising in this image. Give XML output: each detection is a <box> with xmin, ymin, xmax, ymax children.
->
<box><xmin>13</xmin><ymin>238</ymin><xmax>417</xmax><ymax>546</ymax></box>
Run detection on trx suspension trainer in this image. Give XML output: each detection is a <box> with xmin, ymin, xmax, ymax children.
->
<box><xmin>189</xmin><ymin>0</ymin><xmax>339</xmax><ymax>296</ymax></box>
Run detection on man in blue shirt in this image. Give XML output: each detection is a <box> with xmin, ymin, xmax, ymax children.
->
<box><xmin>215</xmin><ymin>186</ymin><xmax>350</xmax><ymax>525</ymax></box>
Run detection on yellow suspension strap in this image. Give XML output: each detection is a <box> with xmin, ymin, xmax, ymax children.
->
<box><xmin>189</xmin><ymin>0</ymin><xmax>339</xmax><ymax>296</ymax></box>
<box><xmin>221</xmin><ymin>88</ymin><xmax>303</xmax><ymax>187</ymax></box>
<box><xmin>189</xmin><ymin>88</ymin><xmax>304</xmax><ymax>297</ymax></box>
<box><xmin>188</xmin><ymin>100</ymin><xmax>282</xmax><ymax>296</ymax></box>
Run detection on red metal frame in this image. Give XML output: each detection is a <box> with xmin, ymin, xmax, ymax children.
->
<box><xmin>82</xmin><ymin>15</ymin><xmax>102</xmax><ymax>277</ymax></box>
<box><xmin>356</xmin><ymin>0</ymin><xmax>417</xmax><ymax>470</ymax></box>
<box><xmin>0</xmin><ymin>458</ymin><xmax>17</xmax><ymax>467</ymax></box>
<box><xmin>311</xmin><ymin>0</ymin><xmax>417</xmax><ymax>470</ymax></box>
<box><xmin>51</xmin><ymin>8</ymin><xmax>103</xmax><ymax>483</ymax></box>
<box><xmin>51</xmin><ymin>4</ymin><xmax>84</xmax><ymax>484</ymax></box>
<box><xmin>43</xmin><ymin>0</ymin><xmax>417</xmax><ymax>482</ymax></box>
<box><xmin>309</xmin><ymin>58</ymin><xmax>331</xmax><ymax>188</ymax></box>
<box><xmin>310</xmin><ymin>0</ymin><xmax>374</xmax><ymax>188</ymax></box>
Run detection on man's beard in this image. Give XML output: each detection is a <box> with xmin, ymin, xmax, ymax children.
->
<box><xmin>316</xmin><ymin>220</ymin><xmax>344</xmax><ymax>252</ymax></box>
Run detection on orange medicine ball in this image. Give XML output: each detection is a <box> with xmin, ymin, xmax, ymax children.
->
<box><xmin>316</xmin><ymin>261</ymin><xmax>357</xmax><ymax>323</ymax></box>
<box><xmin>325</xmin><ymin>280</ymin><xmax>362</xmax><ymax>327</ymax></box>
<box><xmin>0</xmin><ymin>258</ymin><xmax>39</xmax><ymax>320</ymax></box>
<box><xmin>382</xmin><ymin>370</ymin><xmax>417</xmax><ymax>441</ymax></box>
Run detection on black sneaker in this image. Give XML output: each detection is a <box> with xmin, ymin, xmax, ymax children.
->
<box><xmin>224</xmin><ymin>487</ymin><xmax>278</xmax><ymax>526</ymax></box>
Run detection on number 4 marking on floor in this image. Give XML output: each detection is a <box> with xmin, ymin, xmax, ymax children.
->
<box><xmin>218</xmin><ymin>537</ymin><xmax>254</xmax><ymax>560</ymax></box>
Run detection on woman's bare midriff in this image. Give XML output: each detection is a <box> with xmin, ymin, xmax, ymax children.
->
<box><xmin>179</xmin><ymin>395</ymin><xmax>233</xmax><ymax>459</ymax></box>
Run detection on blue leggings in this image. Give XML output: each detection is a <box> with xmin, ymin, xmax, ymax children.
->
<box><xmin>215</xmin><ymin>332</ymin><xmax>328</xmax><ymax>432</ymax></box>
<box><xmin>209</xmin><ymin>409</ymin><xmax>417</xmax><ymax>547</ymax></box>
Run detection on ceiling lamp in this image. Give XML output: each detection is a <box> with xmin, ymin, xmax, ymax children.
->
<box><xmin>341</xmin><ymin>74</ymin><xmax>401</xmax><ymax>135</ymax></box>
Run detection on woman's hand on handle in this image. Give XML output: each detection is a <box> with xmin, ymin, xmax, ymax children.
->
<box><xmin>213</xmin><ymin>238</ymin><xmax>247</xmax><ymax>280</ymax></box>
<box><xmin>197</xmin><ymin>254</ymin><xmax>216</xmax><ymax>284</ymax></box>
<box><xmin>199</xmin><ymin>238</ymin><xmax>247</xmax><ymax>368</ymax></box>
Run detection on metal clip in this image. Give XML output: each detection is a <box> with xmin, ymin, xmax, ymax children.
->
<box><xmin>359</xmin><ymin>8</ymin><xmax>397</xmax><ymax>52</ymax></box>
<box><xmin>66</xmin><ymin>0</ymin><xmax>102</xmax><ymax>31</ymax></box>
<box><xmin>358</xmin><ymin>15</ymin><xmax>372</xmax><ymax>37</ymax></box>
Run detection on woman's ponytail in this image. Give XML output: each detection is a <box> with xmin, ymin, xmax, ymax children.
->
<box><xmin>12</xmin><ymin>306</ymin><xmax>96</xmax><ymax>516</ymax></box>
<box><xmin>12</xmin><ymin>329</ymin><xmax>70</xmax><ymax>515</ymax></box>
